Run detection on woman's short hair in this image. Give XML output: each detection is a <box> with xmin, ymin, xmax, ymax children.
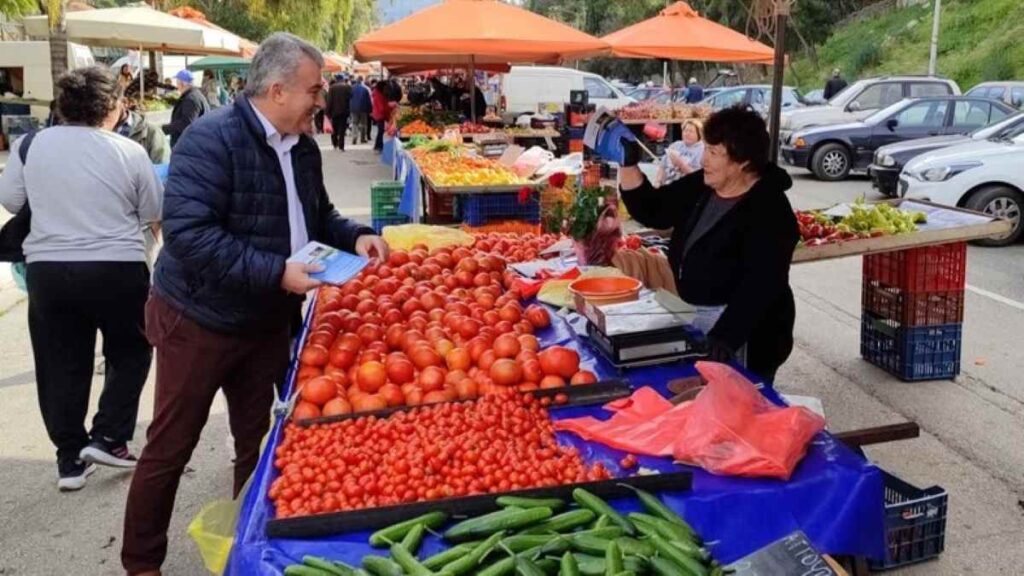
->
<box><xmin>681</xmin><ymin>119</ymin><xmax>704</xmax><ymax>141</ymax></box>
<box><xmin>703</xmin><ymin>105</ymin><xmax>769</xmax><ymax>175</ymax></box>
<box><xmin>56</xmin><ymin>66</ymin><xmax>123</xmax><ymax>127</ymax></box>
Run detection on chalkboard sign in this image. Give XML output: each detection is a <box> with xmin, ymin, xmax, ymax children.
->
<box><xmin>726</xmin><ymin>531</ymin><xmax>838</xmax><ymax>576</ymax></box>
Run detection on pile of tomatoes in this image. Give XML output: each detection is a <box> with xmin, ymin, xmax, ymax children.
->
<box><xmin>292</xmin><ymin>243</ymin><xmax>597</xmax><ymax>421</ymax></box>
<box><xmin>471</xmin><ymin>232</ymin><xmax>562</xmax><ymax>264</ymax></box>
<box><xmin>270</xmin><ymin>393</ymin><xmax>612</xmax><ymax>517</ymax></box>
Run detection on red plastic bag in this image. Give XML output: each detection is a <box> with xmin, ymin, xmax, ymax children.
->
<box><xmin>554</xmin><ymin>362</ymin><xmax>825</xmax><ymax>479</ymax></box>
<box><xmin>671</xmin><ymin>362</ymin><xmax>825</xmax><ymax>480</ymax></box>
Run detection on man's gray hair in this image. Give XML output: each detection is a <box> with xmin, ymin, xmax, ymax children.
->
<box><xmin>245</xmin><ymin>32</ymin><xmax>325</xmax><ymax>97</ymax></box>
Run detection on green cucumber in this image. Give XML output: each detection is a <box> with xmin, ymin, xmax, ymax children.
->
<box><xmin>301</xmin><ymin>556</ymin><xmax>355</xmax><ymax>575</ymax></box>
<box><xmin>572</xmin><ymin>489</ymin><xmax>635</xmax><ymax>536</ymax></box>
<box><xmin>496</xmin><ymin>496</ymin><xmax>565</xmax><ymax>510</ymax></box>
<box><xmin>519</xmin><ymin>509</ymin><xmax>596</xmax><ymax>535</ymax></box>
<box><xmin>499</xmin><ymin>535</ymin><xmax>552</xmax><ymax>553</ymax></box>
<box><xmin>560</xmin><ymin>552</ymin><xmax>581</xmax><ymax>576</ymax></box>
<box><xmin>514</xmin><ymin>555</ymin><xmax>546</xmax><ymax>576</ymax></box>
<box><xmin>572</xmin><ymin>555</ymin><xmax>645</xmax><ymax>576</ymax></box>
<box><xmin>422</xmin><ymin>543</ymin><xmax>477</xmax><ymax>570</ymax></box>
<box><xmin>605</xmin><ymin>541</ymin><xmax>623</xmax><ymax>575</ymax></box>
<box><xmin>569</xmin><ymin>534</ymin><xmax>613</xmax><ymax>556</ymax></box>
<box><xmin>610</xmin><ymin>572</ymin><xmax>635</xmax><ymax>576</ymax></box>
<box><xmin>444</xmin><ymin>507</ymin><xmax>553</xmax><ymax>542</ymax></box>
<box><xmin>400</xmin><ymin>524</ymin><xmax>427</xmax><ymax>555</ymax></box>
<box><xmin>535</xmin><ymin>558</ymin><xmax>559</xmax><ymax>574</ymax></box>
<box><xmin>650</xmin><ymin>535</ymin><xmax>709</xmax><ymax>576</ymax></box>
<box><xmin>626</xmin><ymin>487</ymin><xmax>697</xmax><ymax>535</ymax></box>
<box><xmin>443</xmin><ymin>531</ymin><xmax>506</xmax><ymax>575</ymax></box>
<box><xmin>574</xmin><ymin>526</ymin><xmax>626</xmax><ymax>540</ymax></box>
<box><xmin>479</xmin><ymin>556</ymin><xmax>516</xmax><ymax>576</ymax></box>
<box><xmin>389</xmin><ymin>543</ymin><xmax>432</xmax><ymax>576</ymax></box>
<box><xmin>369</xmin><ymin>511</ymin><xmax>448</xmax><ymax>547</ymax></box>
<box><xmin>284</xmin><ymin>565</ymin><xmax>336</xmax><ymax>576</ymax></box>
<box><xmin>628</xmin><ymin>513</ymin><xmax>699</xmax><ymax>545</ymax></box>
<box><xmin>651</xmin><ymin>556</ymin><xmax>692</xmax><ymax>576</ymax></box>
<box><xmin>360</xmin><ymin>556</ymin><xmax>404</xmax><ymax>576</ymax></box>
<box><xmin>614</xmin><ymin>537</ymin><xmax>655</xmax><ymax>558</ymax></box>
<box><xmin>593</xmin><ymin>515</ymin><xmax>611</xmax><ymax>529</ymax></box>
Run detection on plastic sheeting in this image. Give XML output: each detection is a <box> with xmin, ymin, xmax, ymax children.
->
<box><xmin>226</xmin><ymin>303</ymin><xmax>886</xmax><ymax>575</ymax></box>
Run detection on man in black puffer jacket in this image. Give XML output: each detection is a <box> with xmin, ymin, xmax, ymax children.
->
<box><xmin>122</xmin><ymin>33</ymin><xmax>389</xmax><ymax>576</ymax></box>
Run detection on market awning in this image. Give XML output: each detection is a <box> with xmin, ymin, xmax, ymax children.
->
<box><xmin>601</xmin><ymin>1</ymin><xmax>774</xmax><ymax>64</ymax></box>
<box><xmin>168</xmin><ymin>7</ymin><xmax>260</xmax><ymax>58</ymax></box>
<box><xmin>23</xmin><ymin>6</ymin><xmax>242</xmax><ymax>56</ymax></box>
<box><xmin>323</xmin><ymin>51</ymin><xmax>350</xmax><ymax>73</ymax></box>
<box><xmin>187</xmin><ymin>56</ymin><xmax>251</xmax><ymax>72</ymax></box>
<box><xmin>353</xmin><ymin>0</ymin><xmax>609</xmax><ymax>66</ymax></box>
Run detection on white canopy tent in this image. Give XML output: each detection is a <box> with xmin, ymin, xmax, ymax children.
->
<box><xmin>23</xmin><ymin>6</ymin><xmax>242</xmax><ymax>56</ymax></box>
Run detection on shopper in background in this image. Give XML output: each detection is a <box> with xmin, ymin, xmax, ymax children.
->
<box><xmin>117</xmin><ymin>64</ymin><xmax>134</xmax><ymax>91</ymax></box>
<box><xmin>121</xmin><ymin>33</ymin><xmax>388</xmax><ymax>576</ymax></box>
<box><xmin>201</xmin><ymin>70</ymin><xmax>222</xmax><ymax>109</ymax></box>
<box><xmin>655</xmin><ymin>119</ymin><xmax>704</xmax><ymax>188</ymax></box>
<box><xmin>350</xmin><ymin>75</ymin><xmax>372</xmax><ymax>146</ymax></box>
<box><xmin>162</xmin><ymin>69</ymin><xmax>210</xmax><ymax>149</ymax></box>
<box><xmin>314</xmin><ymin>76</ymin><xmax>329</xmax><ymax>134</ymax></box>
<box><xmin>371</xmin><ymin>79</ymin><xmax>390</xmax><ymax>152</ymax></box>
<box><xmin>325</xmin><ymin>74</ymin><xmax>352</xmax><ymax>151</ymax></box>
<box><xmin>609</xmin><ymin>106</ymin><xmax>799</xmax><ymax>380</ymax></box>
<box><xmin>684</xmin><ymin>77</ymin><xmax>705</xmax><ymax>103</ymax></box>
<box><xmin>118</xmin><ymin>104</ymin><xmax>170</xmax><ymax>164</ymax></box>
<box><xmin>823</xmin><ymin>68</ymin><xmax>848</xmax><ymax>101</ymax></box>
<box><xmin>0</xmin><ymin>66</ymin><xmax>162</xmax><ymax>492</ymax></box>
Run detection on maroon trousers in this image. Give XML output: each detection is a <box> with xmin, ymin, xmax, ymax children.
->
<box><xmin>121</xmin><ymin>293</ymin><xmax>289</xmax><ymax>575</ymax></box>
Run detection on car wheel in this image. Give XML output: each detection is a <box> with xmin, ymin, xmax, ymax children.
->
<box><xmin>966</xmin><ymin>185</ymin><xmax>1023</xmax><ymax>246</ymax></box>
<box><xmin>811</xmin><ymin>143</ymin><xmax>851</xmax><ymax>181</ymax></box>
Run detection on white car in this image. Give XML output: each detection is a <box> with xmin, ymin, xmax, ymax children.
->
<box><xmin>900</xmin><ymin>133</ymin><xmax>1024</xmax><ymax>245</ymax></box>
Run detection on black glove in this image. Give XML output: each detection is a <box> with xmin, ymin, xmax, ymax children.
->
<box><xmin>622</xmin><ymin>138</ymin><xmax>641</xmax><ymax>168</ymax></box>
<box><xmin>706</xmin><ymin>336</ymin><xmax>736</xmax><ymax>364</ymax></box>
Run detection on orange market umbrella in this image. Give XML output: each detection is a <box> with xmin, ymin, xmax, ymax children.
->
<box><xmin>602</xmin><ymin>1</ymin><xmax>774</xmax><ymax>64</ymax></box>
<box><xmin>354</xmin><ymin>0</ymin><xmax>608</xmax><ymax>66</ymax></box>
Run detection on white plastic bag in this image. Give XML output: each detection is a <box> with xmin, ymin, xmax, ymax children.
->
<box><xmin>511</xmin><ymin>146</ymin><xmax>556</xmax><ymax>178</ymax></box>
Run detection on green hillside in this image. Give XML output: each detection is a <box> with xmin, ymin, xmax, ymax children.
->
<box><xmin>787</xmin><ymin>0</ymin><xmax>1024</xmax><ymax>93</ymax></box>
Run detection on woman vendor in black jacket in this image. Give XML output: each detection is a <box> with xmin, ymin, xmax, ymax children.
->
<box><xmin>612</xmin><ymin>106</ymin><xmax>800</xmax><ymax>380</ymax></box>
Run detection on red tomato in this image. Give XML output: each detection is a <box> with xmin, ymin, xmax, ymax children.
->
<box><xmin>322</xmin><ymin>397</ymin><xmax>352</xmax><ymax>417</ymax></box>
<box><xmin>292</xmin><ymin>401</ymin><xmax>321</xmax><ymax>421</ymax></box>
<box><xmin>570</xmin><ymin>370</ymin><xmax>598</xmax><ymax>386</ymax></box>
<box><xmin>538</xmin><ymin>346</ymin><xmax>580</xmax><ymax>379</ymax></box>
<box><xmin>356</xmin><ymin>361</ymin><xmax>387</xmax><ymax>393</ymax></box>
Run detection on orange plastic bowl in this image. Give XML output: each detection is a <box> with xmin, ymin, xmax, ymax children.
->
<box><xmin>569</xmin><ymin>276</ymin><xmax>643</xmax><ymax>306</ymax></box>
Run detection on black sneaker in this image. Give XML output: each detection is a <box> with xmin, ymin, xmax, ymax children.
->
<box><xmin>80</xmin><ymin>439</ymin><xmax>137</xmax><ymax>469</ymax></box>
<box><xmin>58</xmin><ymin>459</ymin><xmax>96</xmax><ymax>492</ymax></box>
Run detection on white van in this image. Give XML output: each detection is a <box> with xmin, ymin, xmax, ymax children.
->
<box><xmin>501</xmin><ymin>66</ymin><xmax>635</xmax><ymax>119</ymax></box>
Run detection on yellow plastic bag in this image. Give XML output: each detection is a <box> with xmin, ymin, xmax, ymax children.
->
<box><xmin>536</xmin><ymin>267</ymin><xmax>625</xmax><ymax>310</ymax></box>
<box><xmin>188</xmin><ymin>499</ymin><xmax>239</xmax><ymax>575</ymax></box>
<box><xmin>382</xmin><ymin>224</ymin><xmax>475</xmax><ymax>252</ymax></box>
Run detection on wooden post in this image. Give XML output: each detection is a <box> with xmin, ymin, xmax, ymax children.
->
<box><xmin>767</xmin><ymin>0</ymin><xmax>790</xmax><ymax>163</ymax></box>
<box><xmin>469</xmin><ymin>55</ymin><xmax>477</xmax><ymax>122</ymax></box>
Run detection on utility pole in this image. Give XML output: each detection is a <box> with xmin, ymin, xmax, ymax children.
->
<box><xmin>767</xmin><ymin>0</ymin><xmax>790</xmax><ymax>162</ymax></box>
<box><xmin>928</xmin><ymin>0</ymin><xmax>941</xmax><ymax>76</ymax></box>
<box><xmin>662</xmin><ymin>0</ymin><xmax>670</xmax><ymax>86</ymax></box>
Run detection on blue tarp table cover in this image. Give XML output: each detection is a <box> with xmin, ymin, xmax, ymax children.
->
<box><xmin>226</xmin><ymin>301</ymin><xmax>886</xmax><ymax>575</ymax></box>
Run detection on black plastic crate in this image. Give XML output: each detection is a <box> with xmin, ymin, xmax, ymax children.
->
<box><xmin>860</xmin><ymin>312</ymin><xmax>961</xmax><ymax>381</ymax></box>
<box><xmin>371</xmin><ymin>215</ymin><xmax>410</xmax><ymax>234</ymax></box>
<box><xmin>869</xmin><ymin>470</ymin><xmax>948</xmax><ymax>570</ymax></box>
<box><xmin>370</xmin><ymin>181</ymin><xmax>404</xmax><ymax>218</ymax></box>
<box><xmin>862</xmin><ymin>281</ymin><xmax>965</xmax><ymax>327</ymax></box>
<box><xmin>460</xmin><ymin>192</ymin><xmax>540</xmax><ymax>227</ymax></box>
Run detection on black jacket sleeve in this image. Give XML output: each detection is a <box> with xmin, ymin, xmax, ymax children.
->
<box><xmin>620</xmin><ymin>170</ymin><xmax>703</xmax><ymax>230</ymax></box>
<box><xmin>708</xmin><ymin>194</ymin><xmax>799</xmax><ymax>352</ymax></box>
<box><xmin>315</xmin><ymin>183</ymin><xmax>375</xmax><ymax>252</ymax></box>
<box><xmin>163</xmin><ymin>91</ymin><xmax>204</xmax><ymax>140</ymax></box>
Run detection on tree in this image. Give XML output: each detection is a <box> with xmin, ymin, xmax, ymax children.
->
<box><xmin>0</xmin><ymin>0</ymin><xmax>37</xmax><ymax>18</ymax></box>
<box><xmin>38</xmin><ymin>0</ymin><xmax>68</xmax><ymax>90</ymax></box>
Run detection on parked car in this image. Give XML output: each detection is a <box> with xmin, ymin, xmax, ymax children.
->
<box><xmin>965</xmin><ymin>81</ymin><xmax>1024</xmax><ymax>109</ymax></box>
<box><xmin>781</xmin><ymin>96</ymin><xmax>1014</xmax><ymax>181</ymax></box>
<box><xmin>901</xmin><ymin>133</ymin><xmax>1024</xmax><ymax>246</ymax></box>
<box><xmin>780</xmin><ymin>75</ymin><xmax>961</xmax><ymax>141</ymax></box>
<box><xmin>610</xmin><ymin>79</ymin><xmax>635</xmax><ymax>93</ymax></box>
<box><xmin>802</xmin><ymin>88</ymin><xmax>828</xmax><ymax>105</ymax></box>
<box><xmin>627</xmin><ymin>86</ymin><xmax>664</xmax><ymax>102</ymax></box>
<box><xmin>700</xmin><ymin>84</ymin><xmax>804</xmax><ymax>113</ymax></box>
<box><xmin>870</xmin><ymin>112</ymin><xmax>1024</xmax><ymax>196</ymax></box>
<box><xmin>501</xmin><ymin>66</ymin><xmax>635</xmax><ymax>119</ymax></box>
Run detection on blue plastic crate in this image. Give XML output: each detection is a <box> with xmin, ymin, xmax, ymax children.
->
<box><xmin>371</xmin><ymin>215</ymin><xmax>410</xmax><ymax>234</ymax></box>
<box><xmin>869</xmin><ymin>470</ymin><xmax>947</xmax><ymax>570</ymax></box>
<box><xmin>860</xmin><ymin>312</ymin><xmax>961</xmax><ymax>381</ymax></box>
<box><xmin>459</xmin><ymin>192</ymin><xmax>541</xmax><ymax>227</ymax></box>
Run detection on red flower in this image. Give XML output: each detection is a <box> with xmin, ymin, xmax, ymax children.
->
<box><xmin>518</xmin><ymin>186</ymin><xmax>532</xmax><ymax>204</ymax></box>
<box><xmin>548</xmin><ymin>172</ymin><xmax>568</xmax><ymax>188</ymax></box>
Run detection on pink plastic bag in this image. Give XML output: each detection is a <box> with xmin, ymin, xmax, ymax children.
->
<box><xmin>554</xmin><ymin>362</ymin><xmax>825</xmax><ymax>479</ymax></box>
<box><xmin>670</xmin><ymin>362</ymin><xmax>825</xmax><ymax>480</ymax></box>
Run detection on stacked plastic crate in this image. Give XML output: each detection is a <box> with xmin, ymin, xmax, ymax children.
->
<box><xmin>370</xmin><ymin>181</ymin><xmax>409</xmax><ymax>234</ymax></box>
<box><xmin>860</xmin><ymin>242</ymin><xmax>967</xmax><ymax>381</ymax></box>
<box><xmin>459</xmin><ymin>192</ymin><xmax>541</xmax><ymax>228</ymax></box>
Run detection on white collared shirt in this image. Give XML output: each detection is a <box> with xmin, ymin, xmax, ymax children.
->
<box><xmin>250</xmin><ymin>102</ymin><xmax>308</xmax><ymax>254</ymax></box>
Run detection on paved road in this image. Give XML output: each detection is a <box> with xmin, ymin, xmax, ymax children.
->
<box><xmin>0</xmin><ymin>143</ymin><xmax>1022</xmax><ymax>575</ymax></box>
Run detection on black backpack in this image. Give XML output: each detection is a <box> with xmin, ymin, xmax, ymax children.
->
<box><xmin>0</xmin><ymin>130</ymin><xmax>39</xmax><ymax>263</ymax></box>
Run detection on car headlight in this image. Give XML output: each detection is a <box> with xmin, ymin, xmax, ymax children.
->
<box><xmin>792</xmin><ymin>137</ymin><xmax>807</xmax><ymax>149</ymax></box>
<box><xmin>911</xmin><ymin>162</ymin><xmax>982</xmax><ymax>182</ymax></box>
<box><xmin>877</xmin><ymin>154</ymin><xmax>896</xmax><ymax>167</ymax></box>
